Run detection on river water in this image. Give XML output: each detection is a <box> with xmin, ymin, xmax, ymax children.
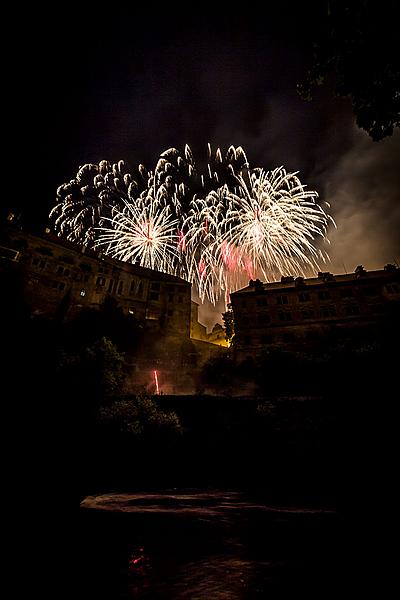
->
<box><xmin>79</xmin><ymin>490</ymin><xmax>339</xmax><ymax>598</ymax></box>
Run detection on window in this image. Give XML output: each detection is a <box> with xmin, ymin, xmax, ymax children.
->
<box><xmin>151</xmin><ymin>282</ymin><xmax>160</xmax><ymax>291</ymax></box>
<box><xmin>168</xmin><ymin>294</ymin><xmax>174</xmax><ymax>302</ymax></box>
<box><xmin>0</xmin><ymin>247</ymin><xmax>20</xmax><ymax>261</ymax></box>
<box><xmin>96</xmin><ymin>276</ymin><xmax>106</xmax><ymax>286</ymax></box>
<box><xmin>128</xmin><ymin>307</ymin><xmax>136</xmax><ymax>315</ymax></box>
<box><xmin>80</xmin><ymin>262</ymin><xmax>92</xmax><ymax>272</ymax></box>
<box><xmin>256</xmin><ymin>298</ymin><xmax>267</xmax><ymax>306</ymax></box>
<box><xmin>340</xmin><ymin>288</ymin><xmax>353</xmax><ymax>298</ymax></box>
<box><xmin>371</xmin><ymin>303</ymin><xmax>384</xmax><ymax>313</ymax></box>
<box><xmin>283</xmin><ymin>333</ymin><xmax>295</xmax><ymax>342</ymax></box>
<box><xmin>108</xmin><ymin>279</ymin><xmax>114</xmax><ymax>293</ymax></box>
<box><xmin>301</xmin><ymin>309</ymin><xmax>315</xmax><ymax>320</ymax></box>
<box><xmin>258</xmin><ymin>313</ymin><xmax>271</xmax><ymax>324</ymax></box>
<box><xmin>60</xmin><ymin>255</ymin><xmax>74</xmax><ymax>265</ymax></box>
<box><xmin>306</xmin><ymin>330</ymin><xmax>319</xmax><ymax>341</ymax></box>
<box><xmin>145</xmin><ymin>309</ymin><xmax>159</xmax><ymax>320</ymax></box>
<box><xmin>32</xmin><ymin>257</ymin><xmax>46</xmax><ymax>269</ymax></box>
<box><xmin>137</xmin><ymin>282</ymin><xmax>144</xmax><ymax>297</ymax></box>
<box><xmin>321</xmin><ymin>305</ymin><xmax>337</xmax><ymax>318</ymax></box>
<box><xmin>318</xmin><ymin>291</ymin><xmax>331</xmax><ymax>300</ymax></box>
<box><xmin>130</xmin><ymin>280</ymin><xmax>136</xmax><ymax>293</ymax></box>
<box><xmin>277</xmin><ymin>295</ymin><xmax>288</xmax><ymax>305</ymax></box>
<box><xmin>117</xmin><ymin>281</ymin><xmax>124</xmax><ymax>295</ymax></box>
<box><xmin>149</xmin><ymin>292</ymin><xmax>159</xmax><ymax>301</ymax></box>
<box><xmin>298</xmin><ymin>292</ymin><xmax>310</xmax><ymax>302</ymax></box>
<box><xmin>365</xmin><ymin>286</ymin><xmax>379</xmax><ymax>296</ymax></box>
<box><xmin>80</xmin><ymin>289</ymin><xmax>86</xmax><ymax>297</ymax></box>
<box><xmin>261</xmin><ymin>335</ymin><xmax>272</xmax><ymax>344</ymax></box>
<box><xmin>83</xmin><ymin>274</ymin><xmax>90</xmax><ymax>283</ymax></box>
<box><xmin>345</xmin><ymin>304</ymin><xmax>360</xmax><ymax>316</ymax></box>
<box><xmin>167</xmin><ymin>309</ymin><xmax>174</xmax><ymax>316</ymax></box>
<box><xmin>178</xmin><ymin>296</ymin><xmax>183</xmax><ymax>303</ymax></box>
<box><xmin>279</xmin><ymin>312</ymin><xmax>292</xmax><ymax>321</ymax></box>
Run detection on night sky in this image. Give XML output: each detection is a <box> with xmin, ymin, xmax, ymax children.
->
<box><xmin>9</xmin><ymin>6</ymin><xmax>400</xmax><ymax>325</ymax></box>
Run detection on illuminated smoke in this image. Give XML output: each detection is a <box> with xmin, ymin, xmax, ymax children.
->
<box><xmin>50</xmin><ymin>145</ymin><xmax>333</xmax><ymax>304</ymax></box>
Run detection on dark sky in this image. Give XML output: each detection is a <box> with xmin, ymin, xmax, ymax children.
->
<box><xmin>9</xmin><ymin>7</ymin><xmax>399</xmax><ymax>325</ymax></box>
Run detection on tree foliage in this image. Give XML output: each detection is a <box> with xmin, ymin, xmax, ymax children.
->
<box><xmin>99</xmin><ymin>393</ymin><xmax>182</xmax><ymax>438</ymax></box>
<box><xmin>58</xmin><ymin>336</ymin><xmax>125</xmax><ymax>400</ymax></box>
<box><xmin>298</xmin><ymin>1</ymin><xmax>400</xmax><ymax>141</ymax></box>
<box><xmin>222</xmin><ymin>303</ymin><xmax>235</xmax><ymax>345</ymax></box>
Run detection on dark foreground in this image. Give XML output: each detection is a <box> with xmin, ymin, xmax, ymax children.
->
<box><xmin>80</xmin><ymin>490</ymin><xmax>339</xmax><ymax>599</ymax></box>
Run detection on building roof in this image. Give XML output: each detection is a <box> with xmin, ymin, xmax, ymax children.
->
<box><xmin>2</xmin><ymin>224</ymin><xmax>191</xmax><ymax>286</ymax></box>
<box><xmin>230</xmin><ymin>266</ymin><xmax>399</xmax><ymax>296</ymax></box>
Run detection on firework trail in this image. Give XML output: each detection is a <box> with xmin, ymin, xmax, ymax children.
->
<box><xmin>49</xmin><ymin>145</ymin><xmax>334</xmax><ymax>304</ymax></box>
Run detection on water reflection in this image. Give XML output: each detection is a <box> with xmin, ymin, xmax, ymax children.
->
<box><xmin>80</xmin><ymin>490</ymin><xmax>338</xmax><ymax>598</ymax></box>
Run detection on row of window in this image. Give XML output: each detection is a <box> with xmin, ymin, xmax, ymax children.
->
<box><xmin>242</xmin><ymin>331</ymin><xmax>317</xmax><ymax>345</ymax></box>
<box><xmin>243</xmin><ymin>284</ymin><xmax>398</xmax><ymax>308</ymax></box>
<box><xmin>239</xmin><ymin>302</ymin><xmax>386</xmax><ymax>325</ymax></box>
<box><xmin>32</xmin><ymin>258</ymin><xmax>92</xmax><ymax>282</ymax></box>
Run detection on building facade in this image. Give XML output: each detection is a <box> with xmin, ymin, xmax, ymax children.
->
<box><xmin>230</xmin><ymin>266</ymin><xmax>400</xmax><ymax>360</ymax></box>
<box><xmin>0</xmin><ymin>225</ymin><xmax>191</xmax><ymax>337</ymax></box>
<box><xmin>0</xmin><ymin>224</ymin><xmax>227</xmax><ymax>393</ymax></box>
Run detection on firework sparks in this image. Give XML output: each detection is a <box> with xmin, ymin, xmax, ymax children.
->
<box><xmin>154</xmin><ymin>370</ymin><xmax>159</xmax><ymax>395</ymax></box>
<box><xmin>49</xmin><ymin>145</ymin><xmax>334</xmax><ymax>304</ymax></box>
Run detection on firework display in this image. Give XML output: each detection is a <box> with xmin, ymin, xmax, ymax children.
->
<box><xmin>50</xmin><ymin>145</ymin><xmax>334</xmax><ymax>304</ymax></box>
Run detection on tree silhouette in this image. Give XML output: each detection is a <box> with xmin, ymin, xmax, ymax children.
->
<box><xmin>298</xmin><ymin>1</ymin><xmax>400</xmax><ymax>141</ymax></box>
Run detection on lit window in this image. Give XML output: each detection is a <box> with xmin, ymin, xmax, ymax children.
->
<box><xmin>96</xmin><ymin>276</ymin><xmax>106</xmax><ymax>286</ymax></box>
<box><xmin>128</xmin><ymin>307</ymin><xmax>136</xmax><ymax>315</ymax></box>
<box><xmin>80</xmin><ymin>289</ymin><xmax>86</xmax><ymax>297</ymax></box>
<box><xmin>0</xmin><ymin>247</ymin><xmax>20</xmax><ymax>261</ymax></box>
